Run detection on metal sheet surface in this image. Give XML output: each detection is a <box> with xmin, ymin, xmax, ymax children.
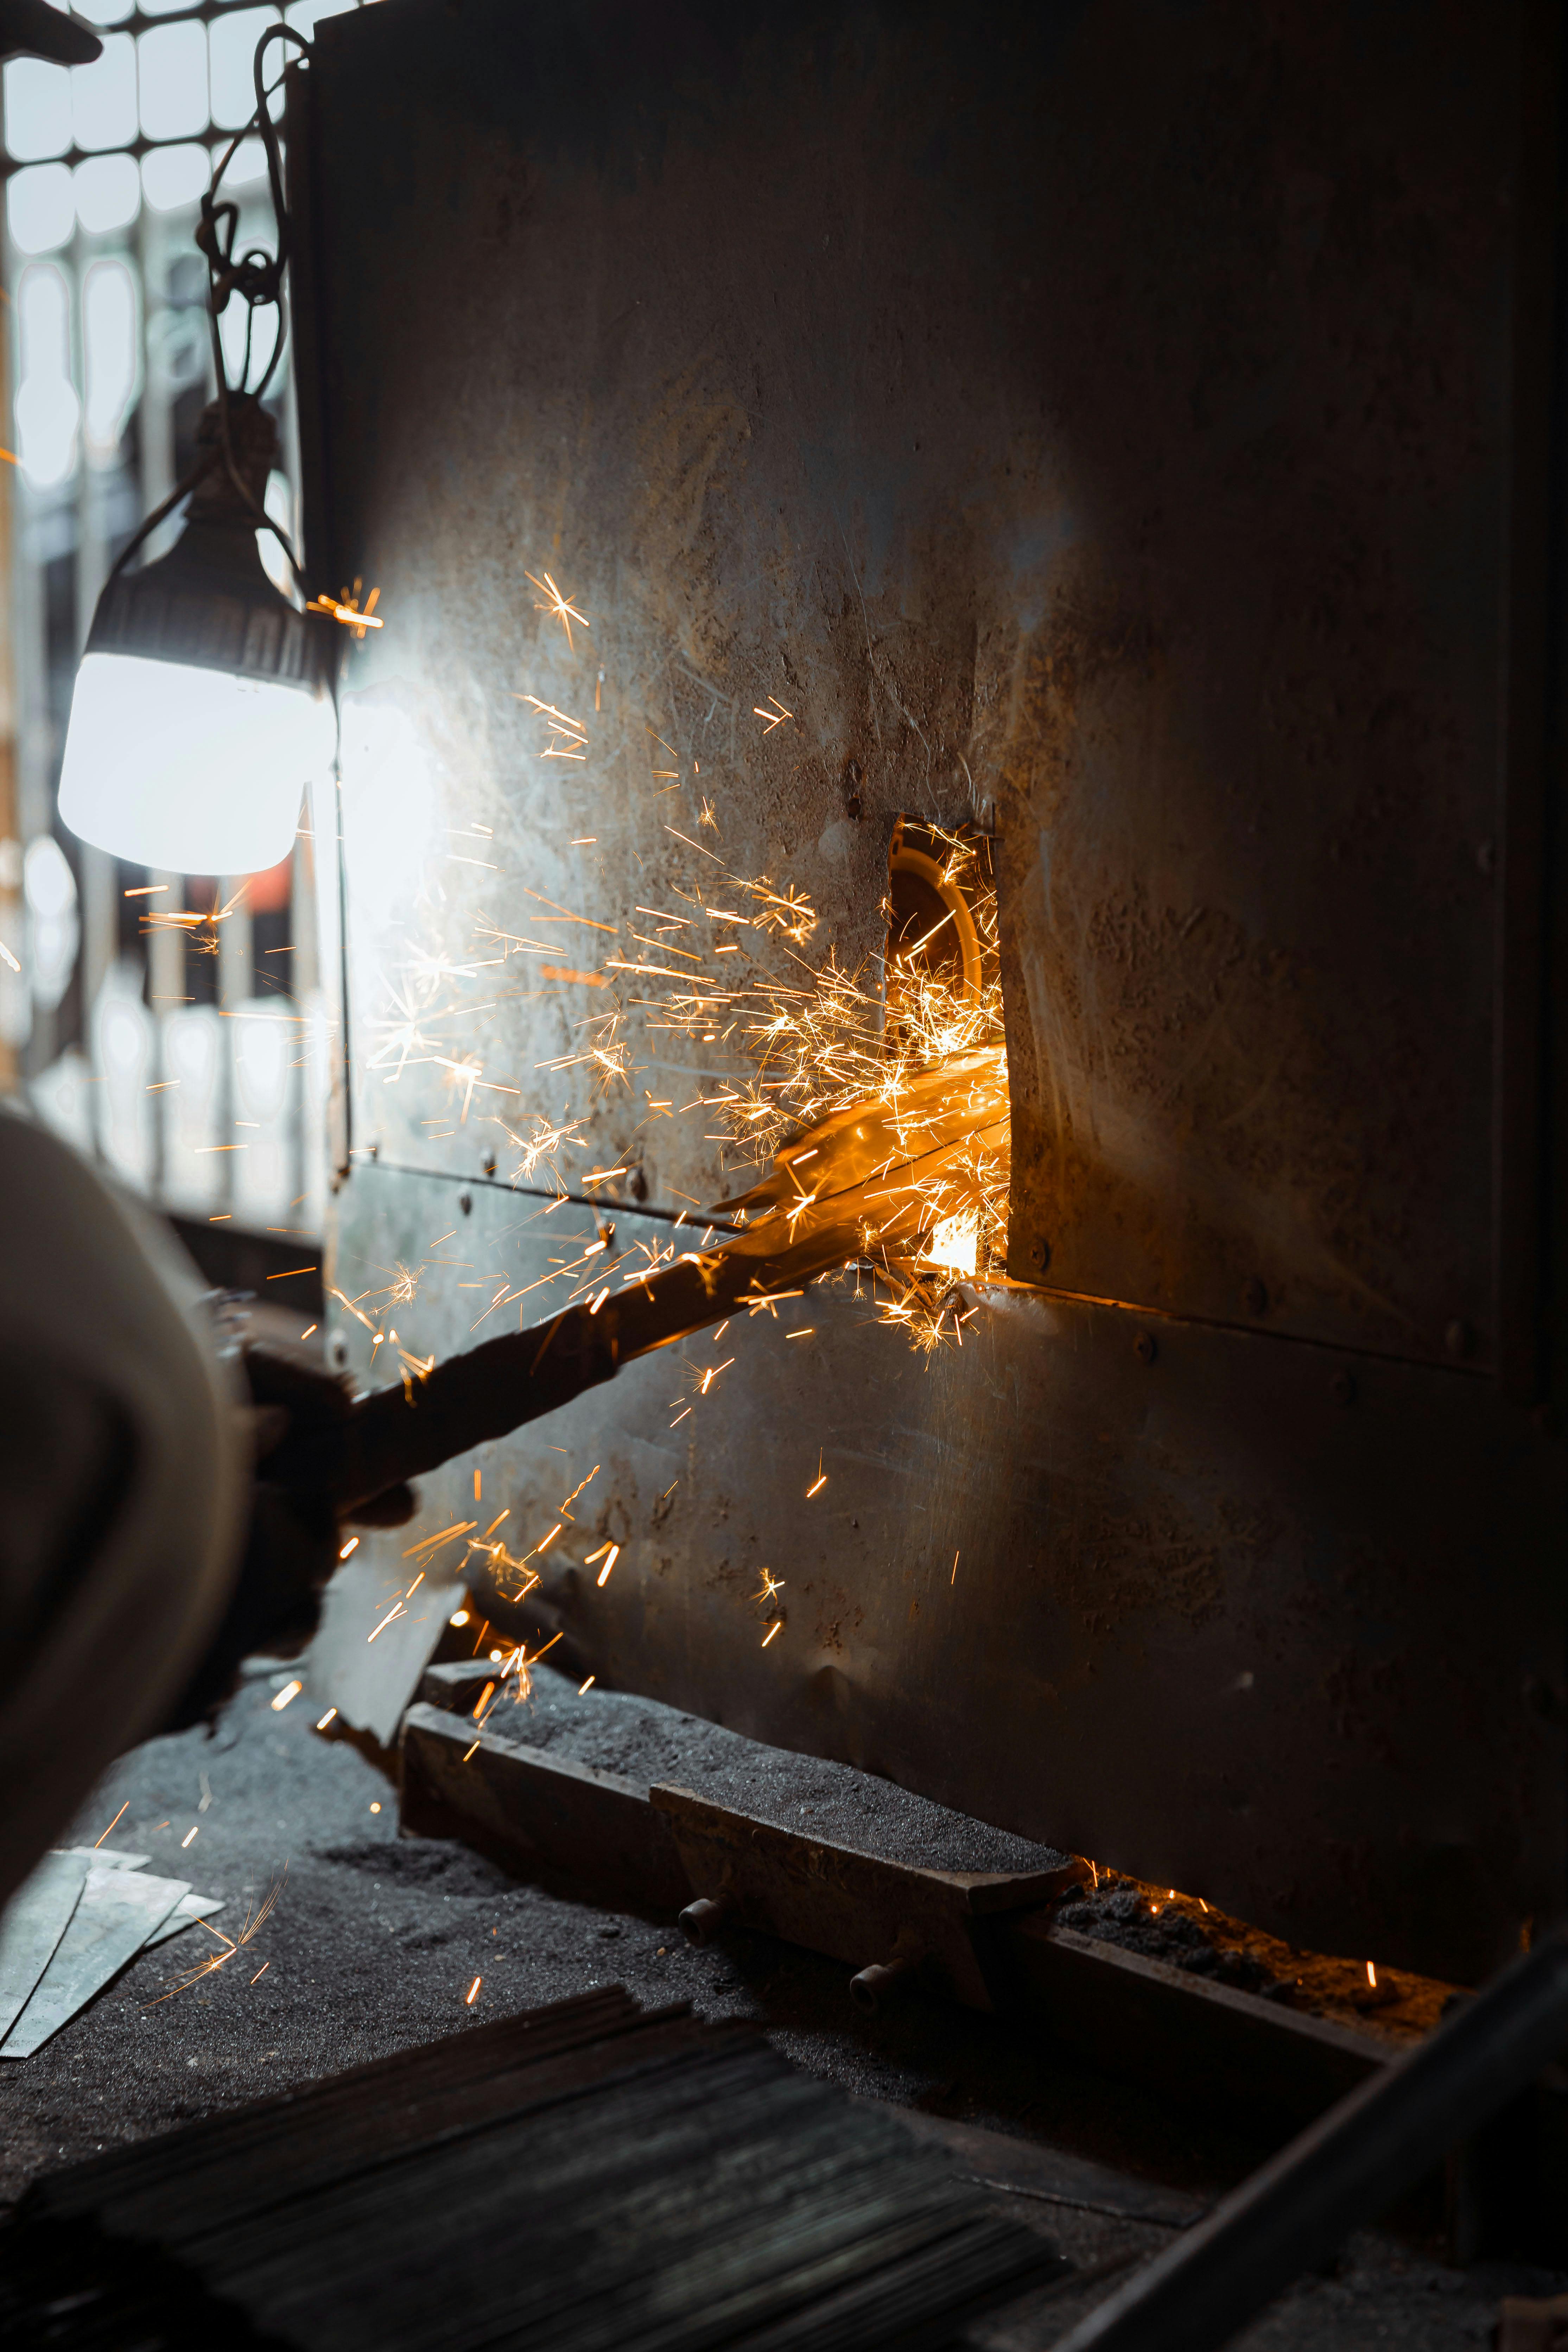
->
<box><xmin>326</xmin><ymin>1163</ymin><xmax>1566</xmax><ymax>1984</ymax></box>
<box><xmin>300</xmin><ymin>0</ymin><xmax>1568</xmax><ymax>1979</ymax></box>
<box><xmin>0</xmin><ymin>1867</ymin><xmax>188</xmax><ymax>2058</ymax></box>
<box><xmin>0</xmin><ymin>1852</ymin><xmax>88</xmax><ymax>2042</ymax></box>
<box><xmin>304</xmin><ymin>0</ymin><xmax>1536</xmax><ymax>1363</ymax></box>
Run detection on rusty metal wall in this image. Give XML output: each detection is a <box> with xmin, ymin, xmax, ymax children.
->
<box><xmin>298</xmin><ymin>0</ymin><xmax>1568</xmax><ymax>1982</ymax></box>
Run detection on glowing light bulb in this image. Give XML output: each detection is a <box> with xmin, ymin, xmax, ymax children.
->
<box><xmin>59</xmin><ymin>651</ymin><xmax>333</xmax><ymax>875</ymax></box>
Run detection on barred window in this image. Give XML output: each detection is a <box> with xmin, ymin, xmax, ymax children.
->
<box><xmin>0</xmin><ymin>1</ymin><xmax>374</xmax><ymax>1232</ymax></box>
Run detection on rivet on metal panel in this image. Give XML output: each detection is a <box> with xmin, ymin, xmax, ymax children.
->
<box><xmin>458</xmin><ymin>1192</ymin><xmax>473</xmax><ymax>1216</ymax></box>
<box><xmin>1446</xmin><ymin>1319</ymin><xmax>1476</xmax><ymax>1360</ymax></box>
<box><xmin>1242</xmin><ymin>1277</ymin><xmax>1269</xmax><ymax>1316</ymax></box>
<box><xmin>367</xmin><ymin>1140</ymin><xmax>379</xmax><ymax>1161</ymax></box>
<box><xmin>1032</xmin><ymin>1239</ymin><xmax>1052</xmax><ymax>1274</ymax></box>
<box><xmin>1331</xmin><ymin>1371</ymin><xmax>1357</xmax><ymax>1407</ymax></box>
<box><xmin>678</xmin><ymin>1894</ymin><xmax>733</xmax><ymax>1947</ymax></box>
<box><xmin>850</xmin><ymin>1952</ymin><xmax>921</xmax><ymax>2015</ymax></box>
<box><xmin>481</xmin><ymin>1151</ymin><xmax>497</xmax><ymax>1176</ymax></box>
<box><xmin>328</xmin><ymin>1332</ymin><xmax>349</xmax><ymax>1371</ymax></box>
<box><xmin>1134</xmin><ymin>1331</ymin><xmax>1158</xmax><ymax>1365</ymax></box>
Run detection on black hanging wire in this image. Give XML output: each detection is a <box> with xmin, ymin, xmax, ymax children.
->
<box><xmin>107</xmin><ymin>23</ymin><xmax>316</xmax><ymax>593</ymax></box>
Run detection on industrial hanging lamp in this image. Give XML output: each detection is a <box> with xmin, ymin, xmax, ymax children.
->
<box><xmin>58</xmin><ymin>24</ymin><xmax>338</xmax><ymax>877</ymax></box>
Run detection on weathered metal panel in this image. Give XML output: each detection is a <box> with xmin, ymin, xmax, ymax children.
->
<box><xmin>329</xmin><ymin>1161</ymin><xmax>1565</xmax><ymax>1986</ymax></box>
<box><xmin>301</xmin><ymin>0</ymin><xmax>1568</xmax><ymax>1976</ymax></box>
<box><xmin>308</xmin><ymin>0</ymin><xmax>1532</xmax><ymax>1361</ymax></box>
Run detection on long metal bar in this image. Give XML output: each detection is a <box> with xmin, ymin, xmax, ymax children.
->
<box><xmin>1054</xmin><ymin>1924</ymin><xmax>1568</xmax><ymax>2352</ymax></box>
<box><xmin>271</xmin><ymin>1086</ymin><xmax>1004</xmax><ymax>1508</ymax></box>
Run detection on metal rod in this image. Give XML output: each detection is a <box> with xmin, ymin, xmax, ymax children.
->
<box><xmin>1053</xmin><ymin>1924</ymin><xmax>1568</xmax><ymax>2352</ymax></box>
<box><xmin>268</xmin><ymin>1202</ymin><xmax>864</xmax><ymax>1510</ymax></box>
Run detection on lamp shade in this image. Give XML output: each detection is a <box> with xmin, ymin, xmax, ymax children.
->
<box><xmin>58</xmin><ymin>398</ymin><xmax>336</xmax><ymax>875</ymax></box>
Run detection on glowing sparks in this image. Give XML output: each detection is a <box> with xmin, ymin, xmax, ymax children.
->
<box><xmin>926</xmin><ymin>1209</ymin><xmax>979</xmax><ymax>1278</ymax></box>
<box><xmin>307</xmin><ymin>582</ymin><xmax>383</xmax><ymax>635</ymax></box>
<box><xmin>94</xmin><ymin>1802</ymin><xmax>129</xmax><ymax>1848</ymax></box>
<box><xmin>578</xmin><ymin>1675</ymin><xmax>596</xmax><ymax>1695</ymax></box>
<box><xmin>525</xmin><ymin>568</ymin><xmax>590</xmax><ymax>649</ymax></box>
<box><xmin>559</xmin><ymin>1465</ymin><xmax>601</xmax><ymax>1514</ymax></box>
<box><xmin>270</xmin><ymin>1680</ymin><xmax>302</xmax><ymax>1712</ymax></box>
<box><xmin>595</xmin><ymin>1544</ymin><xmax>621</xmax><ymax>1587</ymax></box>
<box><xmin>465</xmin><ymin>1975</ymin><xmax>482</xmax><ymax>2005</ymax></box>
<box><xmin>147</xmin><ymin>1870</ymin><xmax>286</xmax><ymax>2007</ymax></box>
<box><xmin>515</xmin><ymin>691</ymin><xmax>589</xmax><ymax>762</ymax></box>
<box><xmin>181</xmin><ymin>1826</ymin><xmax>199</xmax><ymax>1849</ymax></box>
<box><xmin>405</xmin><ymin>1520</ymin><xmax>478</xmax><ymax>1557</ymax></box>
<box><xmin>762</xmin><ymin>1620</ymin><xmax>783</xmax><ymax>1647</ymax></box>
<box><xmin>621</xmin><ymin>825</ymin><xmax>1008</xmax><ymax>1353</ymax></box>
<box><xmin>316</xmin><ymin>1709</ymin><xmax>337</xmax><ymax>1730</ymax></box>
<box><xmin>1367</xmin><ymin>1961</ymin><xmax>1377</xmax><ymax>1988</ymax></box>
<box><xmin>753</xmin><ymin>695</ymin><xmax>793</xmax><ymax>732</ymax></box>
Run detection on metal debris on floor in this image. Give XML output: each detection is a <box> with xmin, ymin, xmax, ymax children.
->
<box><xmin>0</xmin><ymin>1846</ymin><xmax>224</xmax><ymax>2059</ymax></box>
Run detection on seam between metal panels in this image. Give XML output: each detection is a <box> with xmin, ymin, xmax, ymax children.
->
<box><xmin>354</xmin><ymin>1162</ymin><xmax>1489</xmax><ymax>1374</ymax></box>
<box><xmin>363</xmin><ymin>1156</ymin><xmax>742</xmax><ymax>1237</ymax></box>
<box><xmin>1016</xmin><ymin>1282</ymin><xmax>1492</xmax><ymax>1378</ymax></box>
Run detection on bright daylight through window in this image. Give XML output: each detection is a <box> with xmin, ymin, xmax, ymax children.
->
<box><xmin>0</xmin><ymin>1</ymin><xmax>378</xmax><ymax>1225</ymax></box>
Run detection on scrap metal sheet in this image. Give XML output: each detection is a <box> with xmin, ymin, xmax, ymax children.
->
<box><xmin>1</xmin><ymin>1867</ymin><xmax>189</xmax><ymax>2057</ymax></box>
<box><xmin>0</xmin><ymin>1852</ymin><xmax>88</xmax><ymax>2042</ymax></box>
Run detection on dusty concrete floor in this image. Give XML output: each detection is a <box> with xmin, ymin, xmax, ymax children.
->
<box><xmin>1</xmin><ymin>1666</ymin><xmax>1563</xmax><ymax>2349</ymax></box>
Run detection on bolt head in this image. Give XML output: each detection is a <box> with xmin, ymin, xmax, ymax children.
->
<box><xmin>482</xmin><ymin>1151</ymin><xmax>497</xmax><ymax>1177</ymax></box>
<box><xmin>1134</xmin><ymin>1331</ymin><xmax>1157</xmax><ymax>1365</ymax></box>
<box><xmin>1242</xmin><ymin>1277</ymin><xmax>1268</xmax><ymax>1316</ymax></box>
<box><xmin>458</xmin><ymin>1191</ymin><xmax>473</xmax><ymax>1216</ymax></box>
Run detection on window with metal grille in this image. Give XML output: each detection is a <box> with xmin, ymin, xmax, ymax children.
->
<box><xmin>0</xmin><ymin>0</ymin><xmax>374</xmax><ymax>1233</ymax></box>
